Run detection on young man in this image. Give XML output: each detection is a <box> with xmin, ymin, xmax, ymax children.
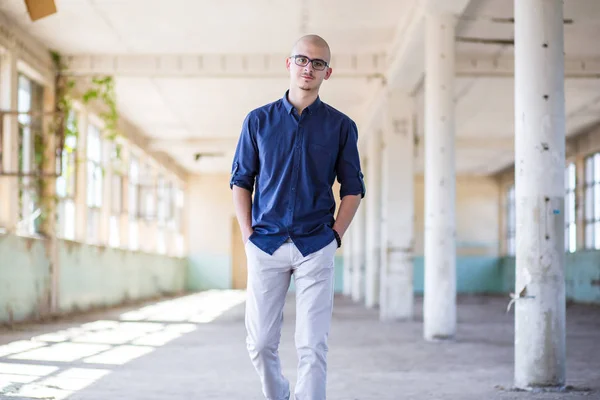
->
<box><xmin>230</xmin><ymin>34</ymin><xmax>365</xmax><ymax>400</ymax></box>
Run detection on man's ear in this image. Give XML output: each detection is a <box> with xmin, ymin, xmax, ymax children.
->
<box><xmin>285</xmin><ymin>57</ymin><xmax>291</xmax><ymax>72</ymax></box>
<box><xmin>324</xmin><ymin>67</ymin><xmax>333</xmax><ymax>80</ymax></box>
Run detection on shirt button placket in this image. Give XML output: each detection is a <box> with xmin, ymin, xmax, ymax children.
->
<box><xmin>289</xmin><ymin>124</ymin><xmax>302</xmax><ymax>220</ymax></box>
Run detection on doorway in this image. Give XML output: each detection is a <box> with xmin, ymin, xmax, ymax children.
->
<box><xmin>231</xmin><ymin>216</ymin><xmax>248</xmax><ymax>289</ymax></box>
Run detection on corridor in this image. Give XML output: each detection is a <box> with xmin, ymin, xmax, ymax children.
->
<box><xmin>1</xmin><ymin>0</ymin><xmax>600</xmax><ymax>398</ymax></box>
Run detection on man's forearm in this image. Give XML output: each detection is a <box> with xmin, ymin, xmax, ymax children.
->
<box><xmin>232</xmin><ymin>185</ymin><xmax>254</xmax><ymax>242</ymax></box>
<box><xmin>332</xmin><ymin>194</ymin><xmax>361</xmax><ymax>239</ymax></box>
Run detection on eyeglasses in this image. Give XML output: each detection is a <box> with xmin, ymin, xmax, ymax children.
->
<box><xmin>290</xmin><ymin>55</ymin><xmax>329</xmax><ymax>71</ymax></box>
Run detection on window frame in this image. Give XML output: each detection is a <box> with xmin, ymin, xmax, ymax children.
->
<box><xmin>565</xmin><ymin>162</ymin><xmax>577</xmax><ymax>253</ymax></box>
<box><xmin>86</xmin><ymin>123</ymin><xmax>103</xmax><ymax>244</ymax></box>
<box><xmin>583</xmin><ymin>153</ymin><xmax>600</xmax><ymax>249</ymax></box>
<box><xmin>16</xmin><ymin>73</ymin><xmax>44</xmax><ymax>236</ymax></box>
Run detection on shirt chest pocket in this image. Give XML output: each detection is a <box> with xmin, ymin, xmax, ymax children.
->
<box><xmin>307</xmin><ymin>143</ymin><xmax>335</xmax><ymax>177</ymax></box>
<box><xmin>308</xmin><ymin>143</ymin><xmax>333</xmax><ymax>161</ymax></box>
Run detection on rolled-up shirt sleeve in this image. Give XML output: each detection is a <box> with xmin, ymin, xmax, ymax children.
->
<box><xmin>336</xmin><ymin>118</ymin><xmax>366</xmax><ymax>199</ymax></box>
<box><xmin>230</xmin><ymin>113</ymin><xmax>259</xmax><ymax>194</ymax></box>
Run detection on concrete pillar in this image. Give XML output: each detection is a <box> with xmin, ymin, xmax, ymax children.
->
<box><xmin>380</xmin><ymin>91</ymin><xmax>415</xmax><ymax>321</ymax></box>
<box><xmin>351</xmin><ymin>161</ymin><xmax>366</xmax><ymax>302</ymax></box>
<box><xmin>0</xmin><ymin>51</ymin><xmax>19</xmax><ymax>230</ymax></box>
<box><xmin>365</xmin><ymin>129</ymin><xmax>382</xmax><ymax>308</ymax></box>
<box><xmin>342</xmin><ymin>226</ymin><xmax>353</xmax><ymax>296</ymax></box>
<box><xmin>423</xmin><ymin>12</ymin><xmax>457</xmax><ymax>340</ymax></box>
<box><xmin>514</xmin><ymin>0</ymin><xmax>566</xmax><ymax>389</ymax></box>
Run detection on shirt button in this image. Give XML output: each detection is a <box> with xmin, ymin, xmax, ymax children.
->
<box><xmin>292</xmin><ymin>188</ymin><xmax>295</xmax><ymax>191</ymax></box>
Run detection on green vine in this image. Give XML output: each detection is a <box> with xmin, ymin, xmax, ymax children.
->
<box><xmin>34</xmin><ymin>50</ymin><xmax>123</xmax><ymax>235</ymax></box>
<box><xmin>82</xmin><ymin>75</ymin><xmax>122</xmax><ymax>159</ymax></box>
<box><xmin>50</xmin><ymin>50</ymin><xmax>122</xmax><ymax>156</ymax></box>
<box><xmin>50</xmin><ymin>50</ymin><xmax>77</xmax><ymax>150</ymax></box>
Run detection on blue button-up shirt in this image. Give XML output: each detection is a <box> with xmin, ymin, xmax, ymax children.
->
<box><xmin>230</xmin><ymin>91</ymin><xmax>365</xmax><ymax>257</ymax></box>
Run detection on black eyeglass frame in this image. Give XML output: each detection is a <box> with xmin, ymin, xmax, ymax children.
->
<box><xmin>289</xmin><ymin>55</ymin><xmax>330</xmax><ymax>71</ymax></box>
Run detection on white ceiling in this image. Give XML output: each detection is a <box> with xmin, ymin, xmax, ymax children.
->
<box><xmin>0</xmin><ymin>0</ymin><xmax>405</xmax><ymax>54</ymax></box>
<box><xmin>1</xmin><ymin>0</ymin><xmax>600</xmax><ymax>176</ymax></box>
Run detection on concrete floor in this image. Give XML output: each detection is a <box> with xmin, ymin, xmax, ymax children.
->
<box><xmin>0</xmin><ymin>291</ymin><xmax>599</xmax><ymax>400</ymax></box>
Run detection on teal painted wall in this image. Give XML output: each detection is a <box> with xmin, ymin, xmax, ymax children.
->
<box><xmin>187</xmin><ymin>252</ymin><xmax>231</xmax><ymax>291</ymax></box>
<box><xmin>59</xmin><ymin>240</ymin><xmax>186</xmax><ymax>314</ymax></box>
<box><xmin>413</xmin><ymin>256</ymin><xmax>503</xmax><ymax>294</ymax></box>
<box><xmin>500</xmin><ymin>252</ymin><xmax>600</xmax><ymax>304</ymax></box>
<box><xmin>334</xmin><ymin>255</ymin><xmax>344</xmax><ymax>292</ymax></box>
<box><xmin>0</xmin><ymin>234</ymin><xmax>187</xmax><ymax>323</ymax></box>
<box><xmin>0</xmin><ymin>234</ymin><xmax>51</xmax><ymax>322</ymax></box>
<box><xmin>566</xmin><ymin>251</ymin><xmax>600</xmax><ymax>303</ymax></box>
<box><xmin>413</xmin><ymin>256</ymin><xmax>504</xmax><ymax>294</ymax></box>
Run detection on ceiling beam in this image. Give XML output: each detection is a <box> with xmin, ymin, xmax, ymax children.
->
<box><xmin>384</xmin><ymin>0</ymin><xmax>426</xmax><ymax>92</ymax></box>
<box><xmin>359</xmin><ymin>0</ymin><xmax>472</xmax><ymax>133</ymax></box>
<box><xmin>457</xmin><ymin>54</ymin><xmax>600</xmax><ymax>79</ymax></box>
<box><xmin>62</xmin><ymin>53</ymin><xmax>386</xmax><ymax>79</ymax></box>
<box><xmin>385</xmin><ymin>0</ymin><xmax>473</xmax><ymax>91</ymax></box>
<box><xmin>454</xmin><ymin>136</ymin><xmax>513</xmax><ymax>151</ymax></box>
<box><xmin>61</xmin><ymin>49</ymin><xmax>600</xmax><ymax>81</ymax></box>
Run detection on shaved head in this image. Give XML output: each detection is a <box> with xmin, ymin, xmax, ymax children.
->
<box><xmin>292</xmin><ymin>34</ymin><xmax>331</xmax><ymax>63</ymax></box>
<box><xmin>286</xmin><ymin>34</ymin><xmax>333</xmax><ymax>95</ymax></box>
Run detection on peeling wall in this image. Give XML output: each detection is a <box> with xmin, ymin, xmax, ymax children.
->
<box><xmin>0</xmin><ymin>234</ymin><xmax>51</xmax><ymax>322</ymax></box>
<box><xmin>59</xmin><ymin>240</ymin><xmax>186</xmax><ymax>314</ymax></box>
<box><xmin>0</xmin><ymin>234</ymin><xmax>187</xmax><ymax>323</ymax></box>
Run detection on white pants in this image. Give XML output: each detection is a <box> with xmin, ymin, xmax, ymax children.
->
<box><xmin>244</xmin><ymin>238</ymin><xmax>337</xmax><ymax>400</ymax></box>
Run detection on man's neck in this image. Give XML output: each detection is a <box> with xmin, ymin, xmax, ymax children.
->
<box><xmin>287</xmin><ymin>87</ymin><xmax>318</xmax><ymax>115</ymax></box>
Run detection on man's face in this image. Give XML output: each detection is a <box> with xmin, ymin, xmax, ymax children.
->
<box><xmin>286</xmin><ymin>41</ymin><xmax>332</xmax><ymax>92</ymax></box>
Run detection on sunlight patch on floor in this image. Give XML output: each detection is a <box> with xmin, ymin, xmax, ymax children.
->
<box><xmin>0</xmin><ymin>290</ymin><xmax>246</xmax><ymax>399</ymax></box>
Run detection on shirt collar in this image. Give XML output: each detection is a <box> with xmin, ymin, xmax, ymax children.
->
<box><xmin>282</xmin><ymin>90</ymin><xmax>323</xmax><ymax>115</ymax></box>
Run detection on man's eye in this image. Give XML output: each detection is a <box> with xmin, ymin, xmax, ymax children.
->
<box><xmin>297</xmin><ymin>57</ymin><xmax>308</xmax><ymax>63</ymax></box>
<box><xmin>314</xmin><ymin>61</ymin><xmax>325</xmax><ymax>68</ymax></box>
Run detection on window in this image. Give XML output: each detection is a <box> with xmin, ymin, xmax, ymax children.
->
<box><xmin>565</xmin><ymin>163</ymin><xmax>577</xmax><ymax>253</ymax></box>
<box><xmin>129</xmin><ymin>155</ymin><xmax>139</xmax><ymax>250</ymax></box>
<box><xmin>109</xmin><ymin>143</ymin><xmax>124</xmax><ymax>248</ymax></box>
<box><xmin>506</xmin><ymin>184</ymin><xmax>516</xmax><ymax>256</ymax></box>
<box><xmin>138</xmin><ymin>162</ymin><xmax>155</xmax><ymax>221</ymax></box>
<box><xmin>56</xmin><ymin>110</ymin><xmax>77</xmax><ymax>240</ymax></box>
<box><xmin>584</xmin><ymin>153</ymin><xmax>600</xmax><ymax>249</ymax></box>
<box><xmin>138</xmin><ymin>162</ymin><xmax>155</xmax><ymax>253</ymax></box>
<box><xmin>16</xmin><ymin>74</ymin><xmax>44</xmax><ymax>236</ymax></box>
<box><xmin>169</xmin><ymin>182</ymin><xmax>185</xmax><ymax>257</ymax></box>
<box><xmin>156</xmin><ymin>175</ymin><xmax>169</xmax><ymax>254</ymax></box>
<box><xmin>86</xmin><ymin>124</ymin><xmax>103</xmax><ymax>244</ymax></box>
